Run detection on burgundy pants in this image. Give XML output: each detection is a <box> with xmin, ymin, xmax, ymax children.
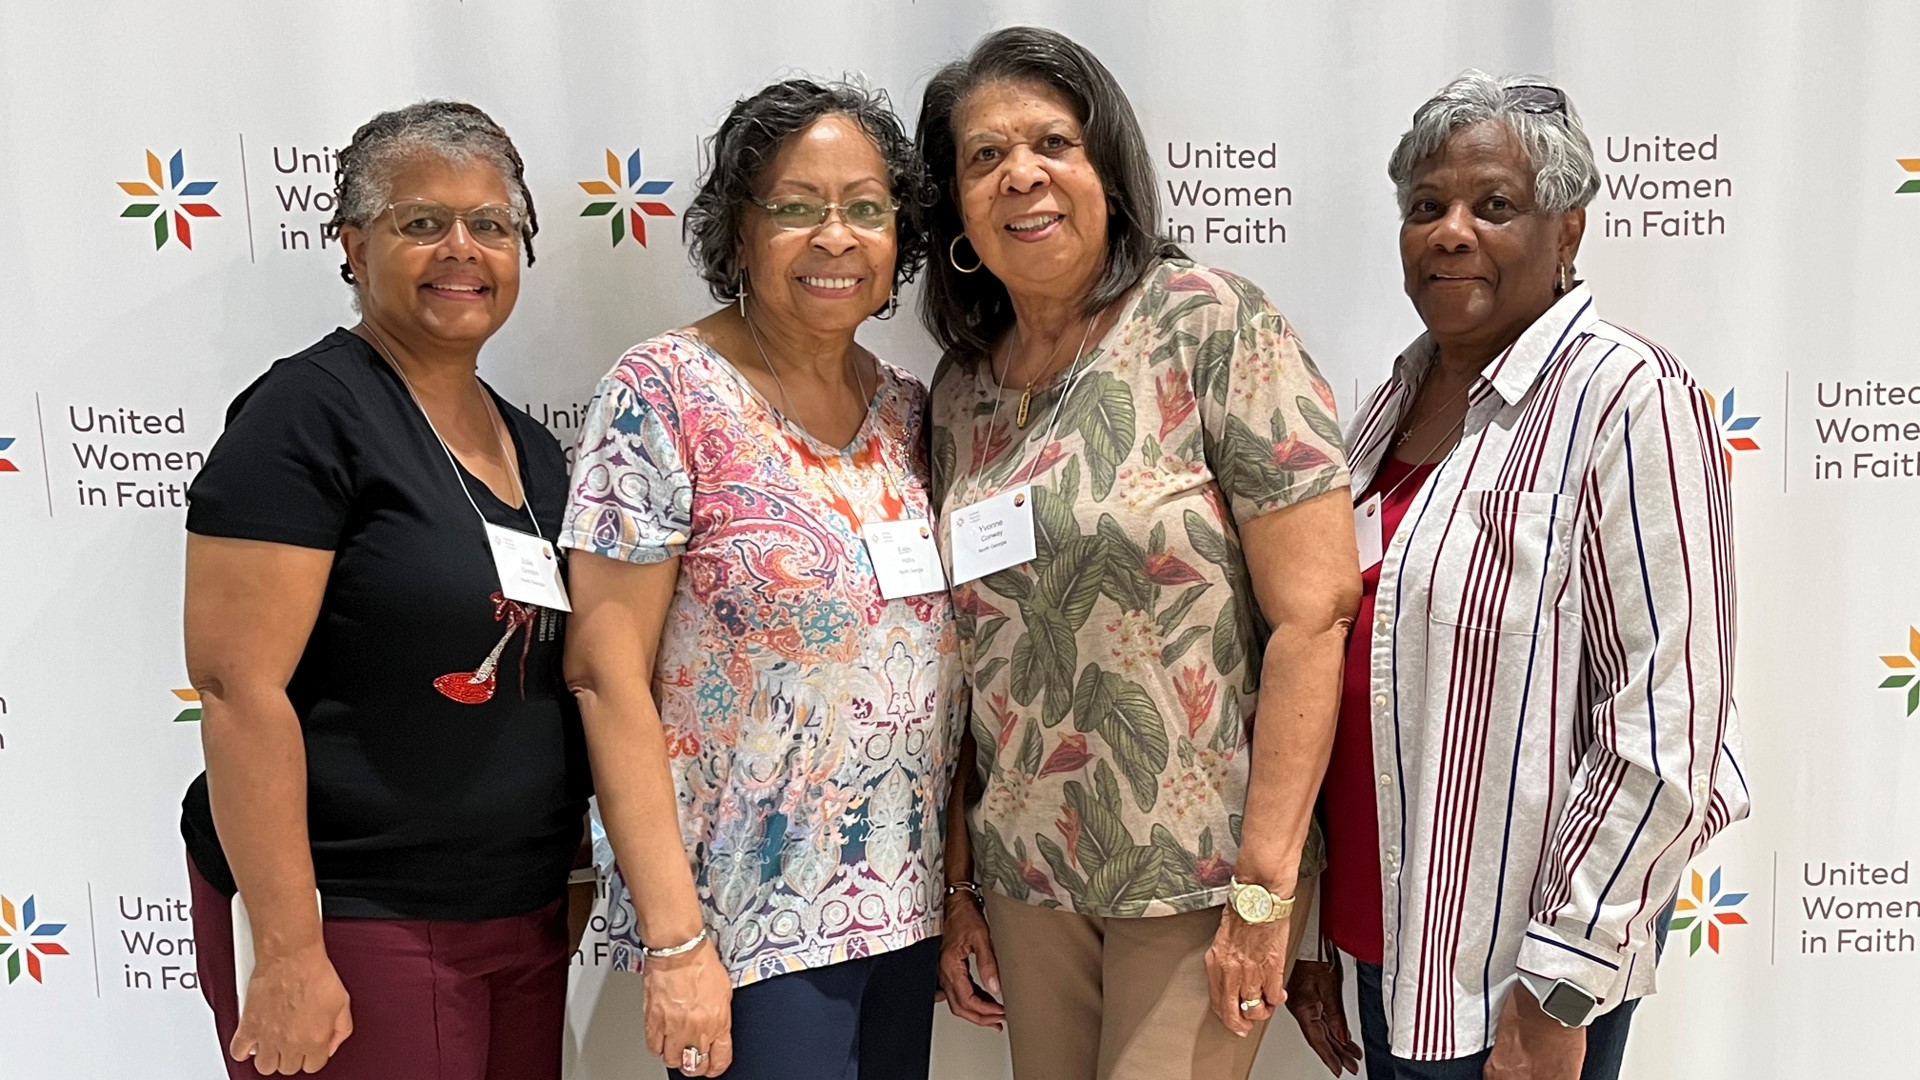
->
<box><xmin>188</xmin><ymin>856</ymin><xmax>567</xmax><ymax>1080</ymax></box>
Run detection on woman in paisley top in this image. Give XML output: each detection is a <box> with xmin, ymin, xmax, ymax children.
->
<box><xmin>918</xmin><ymin>28</ymin><xmax>1362</xmax><ymax>1080</ymax></box>
<box><xmin>560</xmin><ymin>81</ymin><xmax>961</xmax><ymax>1080</ymax></box>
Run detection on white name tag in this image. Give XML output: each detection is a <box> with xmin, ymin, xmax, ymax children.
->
<box><xmin>1354</xmin><ymin>494</ymin><xmax>1384</xmax><ymax>572</ymax></box>
<box><xmin>863</xmin><ymin>518</ymin><xmax>949</xmax><ymax>599</ymax></box>
<box><xmin>485</xmin><ymin>523</ymin><xmax>573</xmax><ymax>611</ymax></box>
<box><xmin>949</xmin><ymin>485</ymin><xmax>1037</xmax><ymax>586</ymax></box>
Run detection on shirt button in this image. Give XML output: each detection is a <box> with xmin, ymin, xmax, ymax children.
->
<box><xmin>1385</xmin><ymin>849</ymin><xmax>1398</xmax><ymax>867</ymax></box>
<box><xmin>1378</xmin><ymin>773</ymin><xmax>1392</xmax><ymax>787</ymax></box>
<box><xmin>1375</xmin><ymin>611</ymin><xmax>1391</xmax><ymax>627</ymax></box>
<box><xmin>1373</xmin><ymin>693</ymin><xmax>1389</xmax><ymax>708</ymax></box>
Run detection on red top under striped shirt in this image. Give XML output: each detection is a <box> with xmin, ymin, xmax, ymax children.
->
<box><xmin>1324</xmin><ymin>456</ymin><xmax>1436</xmax><ymax>966</ymax></box>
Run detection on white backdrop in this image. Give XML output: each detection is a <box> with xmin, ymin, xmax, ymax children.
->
<box><xmin>3</xmin><ymin>1</ymin><xmax>1917</xmax><ymax>1077</ymax></box>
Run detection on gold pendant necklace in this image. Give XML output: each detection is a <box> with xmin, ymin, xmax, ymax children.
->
<box><xmin>1002</xmin><ymin>317</ymin><xmax>1090</xmax><ymax>428</ymax></box>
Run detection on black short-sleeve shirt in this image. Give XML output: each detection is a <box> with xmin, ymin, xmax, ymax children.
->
<box><xmin>181</xmin><ymin>328</ymin><xmax>590</xmax><ymax>921</ymax></box>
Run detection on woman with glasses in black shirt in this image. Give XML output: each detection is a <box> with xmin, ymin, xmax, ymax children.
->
<box><xmin>179</xmin><ymin>101</ymin><xmax>589</xmax><ymax>1080</ymax></box>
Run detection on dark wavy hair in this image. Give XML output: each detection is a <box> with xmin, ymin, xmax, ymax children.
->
<box><xmin>321</xmin><ymin>100</ymin><xmax>538</xmax><ymax>290</ymax></box>
<box><xmin>915</xmin><ymin>26</ymin><xmax>1184</xmax><ymax>356</ymax></box>
<box><xmin>683</xmin><ymin>78</ymin><xmax>934</xmax><ymax>311</ymax></box>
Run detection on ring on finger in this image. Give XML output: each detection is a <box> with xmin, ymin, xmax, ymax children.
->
<box><xmin>680</xmin><ymin>1046</ymin><xmax>705</xmax><ymax>1073</ymax></box>
<box><xmin>1239</xmin><ymin>995</ymin><xmax>1264</xmax><ymax>1013</ymax></box>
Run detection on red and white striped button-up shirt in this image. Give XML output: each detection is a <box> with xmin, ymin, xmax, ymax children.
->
<box><xmin>1344</xmin><ymin>286</ymin><xmax>1751</xmax><ymax>1059</ymax></box>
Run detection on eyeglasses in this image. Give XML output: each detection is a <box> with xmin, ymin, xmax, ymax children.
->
<box><xmin>383</xmin><ymin>200</ymin><xmax>524</xmax><ymax>249</ymax></box>
<box><xmin>1504</xmin><ymin>84</ymin><xmax>1568</xmax><ymax>116</ymax></box>
<box><xmin>748</xmin><ymin>195</ymin><xmax>898</xmax><ymax>232</ymax></box>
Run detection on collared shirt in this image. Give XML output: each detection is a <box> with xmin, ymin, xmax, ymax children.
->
<box><xmin>1343</xmin><ymin>286</ymin><xmax>1751</xmax><ymax>1059</ymax></box>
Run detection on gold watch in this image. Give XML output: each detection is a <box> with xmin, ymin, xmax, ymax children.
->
<box><xmin>1227</xmin><ymin>876</ymin><xmax>1295</xmax><ymax>924</ymax></box>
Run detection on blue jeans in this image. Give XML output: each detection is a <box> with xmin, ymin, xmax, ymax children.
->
<box><xmin>666</xmin><ymin>937</ymin><xmax>938</xmax><ymax>1080</ymax></box>
<box><xmin>1351</xmin><ymin>898</ymin><xmax>1670</xmax><ymax>1080</ymax></box>
<box><xmin>1354</xmin><ymin>961</ymin><xmax>1640</xmax><ymax>1080</ymax></box>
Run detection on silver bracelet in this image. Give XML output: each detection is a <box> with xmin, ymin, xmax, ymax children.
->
<box><xmin>642</xmin><ymin>927</ymin><xmax>709</xmax><ymax>959</ymax></box>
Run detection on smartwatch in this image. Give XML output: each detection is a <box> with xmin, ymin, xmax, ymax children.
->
<box><xmin>1530</xmin><ymin>976</ymin><xmax>1601</xmax><ymax>1028</ymax></box>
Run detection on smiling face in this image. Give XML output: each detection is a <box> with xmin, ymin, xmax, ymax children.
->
<box><xmin>738</xmin><ymin>114</ymin><xmax>898</xmax><ymax>337</ymax></box>
<box><xmin>953</xmin><ymin>79</ymin><xmax>1110</xmax><ymax>306</ymax></box>
<box><xmin>1399</xmin><ymin>121</ymin><xmax>1584</xmax><ymax>360</ymax></box>
<box><xmin>341</xmin><ymin>155</ymin><xmax>522</xmax><ymax>351</ymax></box>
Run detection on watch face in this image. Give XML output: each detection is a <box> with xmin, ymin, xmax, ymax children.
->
<box><xmin>1235</xmin><ymin>887</ymin><xmax>1274</xmax><ymax>922</ymax></box>
<box><xmin>1541</xmin><ymin>982</ymin><xmax>1596</xmax><ymax>1027</ymax></box>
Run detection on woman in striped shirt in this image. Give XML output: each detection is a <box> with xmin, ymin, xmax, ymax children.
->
<box><xmin>1284</xmin><ymin>72</ymin><xmax>1750</xmax><ymax>1080</ymax></box>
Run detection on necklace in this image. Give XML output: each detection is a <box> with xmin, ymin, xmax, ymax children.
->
<box><xmin>1391</xmin><ymin>371</ymin><xmax>1474</xmax><ymax>453</ymax></box>
<box><xmin>998</xmin><ymin>316</ymin><xmax>1094</xmax><ymax>428</ymax></box>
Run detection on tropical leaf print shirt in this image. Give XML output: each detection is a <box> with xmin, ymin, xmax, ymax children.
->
<box><xmin>930</xmin><ymin>260</ymin><xmax>1349</xmax><ymax>917</ymax></box>
<box><xmin>559</xmin><ymin>331</ymin><xmax>963</xmax><ymax>987</ymax></box>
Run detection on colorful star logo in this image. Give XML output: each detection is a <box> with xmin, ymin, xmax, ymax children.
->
<box><xmin>172</xmin><ymin>687</ymin><xmax>202</xmax><ymax>723</ymax></box>
<box><xmin>1710</xmin><ymin>388</ymin><xmax>1760</xmax><ymax>464</ymax></box>
<box><xmin>579</xmin><ymin>149</ymin><xmax>674</xmax><ymax>247</ymax></box>
<box><xmin>1897</xmin><ymin>158</ymin><xmax>1920</xmax><ymax>195</ymax></box>
<box><xmin>0</xmin><ymin>436</ymin><xmax>18</xmax><ymax>473</ymax></box>
<box><xmin>0</xmin><ymin>894</ymin><xmax>71</xmax><ymax>984</ymax></box>
<box><xmin>1670</xmin><ymin>867</ymin><xmax>1748</xmax><ymax>956</ymax></box>
<box><xmin>1877</xmin><ymin>627</ymin><xmax>1920</xmax><ymax>715</ymax></box>
<box><xmin>118</xmin><ymin>149</ymin><xmax>220</xmax><ymax>249</ymax></box>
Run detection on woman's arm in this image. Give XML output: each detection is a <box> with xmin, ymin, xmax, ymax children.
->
<box><xmin>1206</xmin><ymin>489</ymin><xmax>1361</xmax><ymax>1035</ymax></box>
<box><xmin>1236</xmin><ymin>489</ymin><xmax>1360</xmax><ymax>901</ymax></box>
<box><xmin>936</xmin><ymin>729</ymin><xmax>1005</xmax><ymax>1027</ymax></box>
<box><xmin>563</xmin><ymin>550</ymin><xmax>732</xmax><ymax>1077</ymax></box>
<box><xmin>186</xmin><ymin>533</ymin><xmax>351</xmax><ymax>1074</ymax></box>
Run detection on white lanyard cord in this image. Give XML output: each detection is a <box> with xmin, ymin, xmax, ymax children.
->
<box><xmin>359</xmin><ymin>322</ymin><xmax>545</xmax><ymax>541</ymax></box>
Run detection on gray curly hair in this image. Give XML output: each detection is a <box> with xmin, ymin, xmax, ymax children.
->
<box><xmin>321</xmin><ymin>100</ymin><xmax>538</xmax><ymax>290</ymax></box>
<box><xmin>1387</xmin><ymin>71</ymin><xmax>1600</xmax><ymax>215</ymax></box>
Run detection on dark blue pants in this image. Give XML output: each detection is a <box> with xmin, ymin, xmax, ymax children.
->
<box><xmin>668</xmin><ymin>937</ymin><xmax>939</xmax><ymax>1080</ymax></box>
<box><xmin>1354</xmin><ymin>961</ymin><xmax>1639</xmax><ymax>1080</ymax></box>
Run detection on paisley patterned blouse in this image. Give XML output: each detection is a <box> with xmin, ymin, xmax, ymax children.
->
<box><xmin>559</xmin><ymin>330</ymin><xmax>963</xmax><ymax>987</ymax></box>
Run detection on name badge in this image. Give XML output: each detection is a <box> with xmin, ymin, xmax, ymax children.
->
<box><xmin>949</xmin><ymin>485</ymin><xmax>1037</xmax><ymax>586</ymax></box>
<box><xmin>1354</xmin><ymin>494</ymin><xmax>1384</xmax><ymax>572</ymax></box>
<box><xmin>485</xmin><ymin>523</ymin><xmax>573</xmax><ymax>611</ymax></box>
<box><xmin>863</xmin><ymin>518</ymin><xmax>948</xmax><ymax>599</ymax></box>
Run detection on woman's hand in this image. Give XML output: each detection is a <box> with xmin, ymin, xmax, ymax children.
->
<box><xmin>1285</xmin><ymin>959</ymin><xmax>1362</xmax><ymax>1075</ymax></box>
<box><xmin>643</xmin><ymin>939</ymin><xmax>733</xmax><ymax>1077</ymax></box>
<box><xmin>1206</xmin><ymin>908</ymin><xmax>1292</xmax><ymax>1037</ymax></box>
<box><xmin>229</xmin><ymin>944</ymin><xmax>353</xmax><ymax>1075</ymax></box>
<box><xmin>937</xmin><ymin>896</ymin><xmax>1005</xmax><ymax>1029</ymax></box>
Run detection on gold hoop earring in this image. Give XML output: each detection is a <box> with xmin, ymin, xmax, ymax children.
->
<box><xmin>949</xmin><ymin>235</ymin><xmax>982</xmax><ymax>274</ymax></box>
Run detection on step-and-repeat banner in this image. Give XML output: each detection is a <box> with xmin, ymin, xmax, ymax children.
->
<box><xmin>2</xmin><ymin>1</ymin><xmax>1915</xmax><ymax>1076</ymax></box>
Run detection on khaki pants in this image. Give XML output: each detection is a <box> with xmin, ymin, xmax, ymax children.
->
<box><xmin>984</xmin><ymin>890</ymin><xmax>1310</xmax><ymax>1080</ymax></box>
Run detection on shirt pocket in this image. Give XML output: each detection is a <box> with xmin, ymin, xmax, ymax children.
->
<box><xmin>1424</xmin><ymin>489</ymin><xmax>1574</xmax><ymax>636</ymax></box>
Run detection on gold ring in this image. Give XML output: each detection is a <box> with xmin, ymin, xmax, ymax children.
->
<box><xmin>1239</xmin><ymin>996</ymin><xmax>1263</xmax><ymax>1012</ymax></box>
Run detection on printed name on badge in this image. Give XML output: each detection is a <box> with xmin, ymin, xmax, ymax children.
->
<box><xmin>949</xmin><ymin>484</ymin><xmax>1038</xmax><ymax>586</ymax></box>
<box><xmin>863</xmin><ymin>518</ymin><xmax>948</xmax><ymax>599</ymax></box>
<box><xmin>485</xmin><ymin>523</ymin><xmax>573</xmax><ymax>611</ymax></box>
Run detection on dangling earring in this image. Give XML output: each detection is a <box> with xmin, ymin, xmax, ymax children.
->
<box><xmin>1557</xmin><ymin>263</ymin><xmax>1572</xmax><ymax>295</ymax></box>
<box><xmin>736</xmin><ymin>273</ymin><xmax>750</xmax><ymax>317</ymax></box>
<box><xmin>949</xmin><ymin>235</ymin><xmax>982</xmax><ymax>274</ymax></box>
<box><xmin>873</xmin><ymin>290</ymin><xmax>900</xmax><ymax>320</ymax></box>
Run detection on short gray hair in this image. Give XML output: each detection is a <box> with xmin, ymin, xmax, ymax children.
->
<box><xmin>321</xmin><ymin>100</ymin><xmax>538</xmax><ymax>289</ymax></box>
<box><xmin>1387</xmin><ymin>71</ymin><xmax>1599</xmax><ymax>215</ymax></box>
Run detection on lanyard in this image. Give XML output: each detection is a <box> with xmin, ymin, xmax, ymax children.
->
<box><xmin>360</xmin><ymin>322</ymin><xmax>546</xmax><ymax>541</ymax></box>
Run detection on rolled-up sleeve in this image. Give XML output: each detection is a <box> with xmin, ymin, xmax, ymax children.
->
<box><xmin>1518</xmin><ymin>373</ymin><xmax>1740</xmax><ymax>1008</ymax></box>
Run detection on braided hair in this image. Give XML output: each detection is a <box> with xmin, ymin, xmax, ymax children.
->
<box><xmin>322</xmin><ymin>100</ymin><xmax>539</xmax><ymax>288</ymax></box>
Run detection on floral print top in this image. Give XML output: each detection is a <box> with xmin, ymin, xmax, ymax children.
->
<box><xmin>930</xmin><ymin>260</ymin><xmax>1347</xmax><ymax>917</ymax></box>
<box><xmin>560</xmin><ymin>330</ymin><xmax>962</xmax><ymax>987</ymax></box>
